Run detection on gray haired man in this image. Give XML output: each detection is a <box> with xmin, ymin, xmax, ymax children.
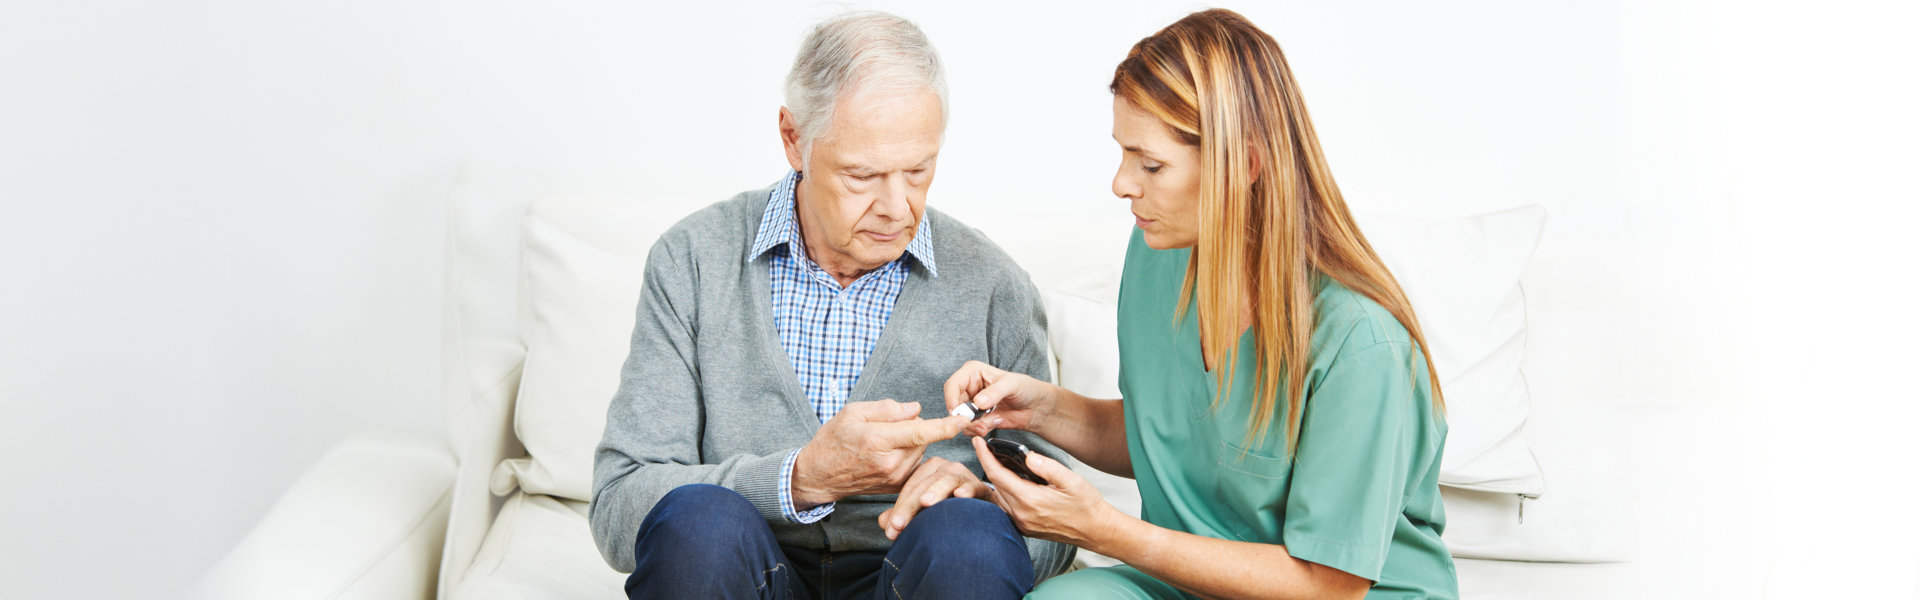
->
<box><xmin>588</xmin><ymin>11</ymin><xmax>1073</xmax><ymax>600</ymax></box>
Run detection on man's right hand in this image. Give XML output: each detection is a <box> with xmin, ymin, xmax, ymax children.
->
<box><xmin>791</xmin><ymin>399</ymin><xmax>970</xmax><ymax>508</ymax></box>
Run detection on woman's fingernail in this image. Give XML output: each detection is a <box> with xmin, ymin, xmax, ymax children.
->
<box><xmin>991</xmin><ymin>418</ymin><xmax>1005</xmax><ymax>427</ymax></box>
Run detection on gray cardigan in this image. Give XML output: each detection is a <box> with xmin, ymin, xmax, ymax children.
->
<box><xmin>588</xmin><ymin>182</ymin><xmax>1074</xmax><ymax>580</ymax></box>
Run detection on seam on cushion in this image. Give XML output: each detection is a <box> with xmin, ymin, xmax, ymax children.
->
<box><xmin>322</xmin><ymin>480</ymin><xmax>456</xmax><ymax>600</ymax></box>
<box><xmin>479</xmin><ymin>352</ymin><xmax>525</xmax><ymax>393</ymax></box>
<box><xmin>464</xmin><ymin>492</ymin><xmax>524</xmax><ymax>586</ymax></box>
<box><xmin>1511</xmin><ymin>281</ymin><xmax>1545</xmax><ymax>493</ymax></box>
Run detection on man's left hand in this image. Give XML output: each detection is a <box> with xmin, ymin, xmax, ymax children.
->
<box><xmin>878</xmin><ymin>456</ymin><xmax>994</xmax><ymax>540</ymax></box>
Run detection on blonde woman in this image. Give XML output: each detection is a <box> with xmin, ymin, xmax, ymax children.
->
<box><xmin>940</xmin><ymin>9</ymin><xmax>1457</xmax><ymax>599</ymax></box>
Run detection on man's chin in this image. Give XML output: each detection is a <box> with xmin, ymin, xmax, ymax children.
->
<box><xmin>852</xmin><ymin>245</ymin><xmax>910</xmax><ymax>268</ymax></box>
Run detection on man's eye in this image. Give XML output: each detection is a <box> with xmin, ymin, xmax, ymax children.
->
<box><xmin>852</xmin><ymin>174</ymin><xmax>874</xmax><ymax>181</ymax></box>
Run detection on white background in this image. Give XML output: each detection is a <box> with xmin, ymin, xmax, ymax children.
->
<box><xmin>2</xmin><ymin>0</ymin><xmax>1915</xmax><ymax>598</ymax></box>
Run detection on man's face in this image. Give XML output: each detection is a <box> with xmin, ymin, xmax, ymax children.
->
<box><xmin>781</xmin><ymin>88</ymin><xmax>943</xmax><ymax>277</ymax></box>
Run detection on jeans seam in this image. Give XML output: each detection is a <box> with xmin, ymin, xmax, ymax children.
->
<box><xmin>756</xmin><ymin>563</ymin><xmax>784</xmax><ymax>594</ymax></box>
<box><xmin>821</xmin><ymin>552</ymin><xmax>833</xmax><ymax>600</ymax></box>
<box><xmin>883</xmin><ymin>557</ymin><xmax>904</xmax><ymax>600</ymax></box>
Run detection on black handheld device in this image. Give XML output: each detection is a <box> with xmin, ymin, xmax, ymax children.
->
<box><xmin>985</xmin><ymin>438</ymin><xmax>1049</xmax><ymax>486</ymax></box>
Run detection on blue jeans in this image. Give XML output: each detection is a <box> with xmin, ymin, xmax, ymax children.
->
<box><xmin>627</xmin><ymin>484</ymin><xmax>1035</xmax><ymax>600</ymax></box>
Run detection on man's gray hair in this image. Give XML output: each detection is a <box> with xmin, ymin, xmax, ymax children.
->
<box><xmin>785</xmin><ymin>11</ymin><xmax>949</xmax><ymax>166</ymax></box>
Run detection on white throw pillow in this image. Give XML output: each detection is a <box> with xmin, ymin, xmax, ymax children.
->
<box><xmin>1357</xmin><ymin>206</ymin><xmax>1548</xmax><ymax>497</ymax></box>
<box><xmin>492</xmin><ymin>194</ymin><xmax>695</xmax><ymax>502</ymax></box>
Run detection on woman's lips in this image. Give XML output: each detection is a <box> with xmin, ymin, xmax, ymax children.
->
<box><xmin>1134</xmin><ymin>214</ymin><xmax>1155</xmax><ymax>229</ymax></box>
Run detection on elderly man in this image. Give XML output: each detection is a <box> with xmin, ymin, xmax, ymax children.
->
<box><xmin>588</xmin><ymin>11</ymin><xmax>1072</xmax><ymax>600</ymax></box>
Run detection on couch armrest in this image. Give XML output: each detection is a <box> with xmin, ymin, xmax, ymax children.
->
<box><xmin>192</xmin><ymin>431</ymin><xmax>457</xmax><ymax>600</ymax></box>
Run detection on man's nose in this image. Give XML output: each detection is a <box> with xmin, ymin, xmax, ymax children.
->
<box><xmin>874</xmin><ymin>174</ymin><xmax>912</xmax><ymax>218</ymax></box>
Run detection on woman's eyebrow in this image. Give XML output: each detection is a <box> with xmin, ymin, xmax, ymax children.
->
<box><xmin>1113</xmin><ymin>135</ymin><xmax>1161</xmax><ymax>160</ymax></box>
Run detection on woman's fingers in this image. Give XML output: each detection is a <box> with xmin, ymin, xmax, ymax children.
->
<box><xmin>968</xmin><ymin>372</ymin><xmax>1025</xmax><ymax>412</ymax></box>
<box><xmin>1023</xmin><ymin>451</ymin><xmax>1087</xmax><ymax>494</ymax></box>
<box><xmin>942</xmin><ymin>360</ymin><xmax>999</xmax><ymax>411</ymax></box>
<box><xmin>961</xmin><ymin>416</ymin><xmax>1002</xmax><ymax>438</ymax></box>
<box><xmin>971</xmin><ymin>437</ymin><xmax>1014</xmax><ymax>487</ymax></box>
<box><xmin>971</xmin><ymin>436</ymin><xmax>1038</xmax><ymax>494</ymax></box>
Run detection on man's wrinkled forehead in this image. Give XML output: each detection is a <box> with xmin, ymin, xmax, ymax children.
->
<box><xmin>812</xmin><ymin>90</ymin><xmax>945</xmax><ymax>173</ymax></box>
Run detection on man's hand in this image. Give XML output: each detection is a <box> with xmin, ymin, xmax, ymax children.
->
<box><xmin>791</xmin><ymin>399</ymin><xmax>970</xmax><ymax>508</ymax></box>
<box><xmin>877</xmin><ymin>456</ymin><xmax>993</xmax><ymax>540</ymax></box>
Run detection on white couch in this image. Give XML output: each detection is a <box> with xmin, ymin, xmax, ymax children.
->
<box><xmin>192</xmin><ymin>170</ymin><xmax>1687</xmax><ymax>599</ymax></box>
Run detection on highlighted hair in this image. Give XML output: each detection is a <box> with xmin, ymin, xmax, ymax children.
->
<box><xmin>1111</xmin><ymin>9</ymin><xmax>1444</xmax><ymax>455</ymax></box>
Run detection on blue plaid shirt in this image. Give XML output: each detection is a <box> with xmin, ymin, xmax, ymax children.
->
<box><xmin>747</xmin><ymin>170</ymin><xmax>937</xmax><ymax>523</ymax></box>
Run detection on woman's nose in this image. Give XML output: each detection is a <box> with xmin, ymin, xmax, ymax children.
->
<box><xmin>1112</xmin><ymin>169</ymin><xmax>1140</xmax><ymax>200</ymax></box>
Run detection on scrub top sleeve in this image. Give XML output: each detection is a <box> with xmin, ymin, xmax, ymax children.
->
<box><xmin>1280</xmin><ymin>340</ymin><xmax>1420</xmax><ymax>583</ymax></box>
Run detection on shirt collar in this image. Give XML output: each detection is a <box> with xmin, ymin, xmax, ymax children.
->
<box><xmin>747</xmin><ymin>170</ymin><xmax>938</xmax><ymax>277</ymax></box>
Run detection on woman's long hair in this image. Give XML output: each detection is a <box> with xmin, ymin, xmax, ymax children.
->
<box><xmin>1112</xmin><ymin>8</ymin><xmax>1444</xmax><ymax>455</ymax></box>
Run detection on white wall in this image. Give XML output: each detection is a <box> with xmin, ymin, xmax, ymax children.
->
<box><xmin>1</xmin><ymin>0</ymin><xmax>1913</xmax><ymax>598</ymax></box>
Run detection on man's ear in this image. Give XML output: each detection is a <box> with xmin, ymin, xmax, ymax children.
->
<box><xmin>779</xmin><ymin>107</ymin><xmax>806</xmax><ymax>173</ymax></box>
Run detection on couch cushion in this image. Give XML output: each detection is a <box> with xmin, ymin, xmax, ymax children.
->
<box><xmin>193</xmin><ymin>432</ymin><xmax>456</xmax><ymax>600</ymax></box>
<box><xmin>1455</xmin><ymin>558</ymin><xmax>1639</xmax><ymax>599</ymax></box>
<box><xmin>1359</xmin><ymin>207</ymin><xmax>1548</xmax><ymax>496</ymax></box>
<box><xmin>450</xmin><ymin>491</ymin><xmax>626</xmax><ymax>599</ymax></box>
<box><xmin>492</xmin><ymin>194</ymin><xmax>700</xmax><ymax>501</ymax></box>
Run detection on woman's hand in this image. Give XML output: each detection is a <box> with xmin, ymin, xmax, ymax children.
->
<box><xmin>971</xmin><ymin>436</ymin><xmax>1120</xmax><ymax>549</ymax></box>
<box><xmin>944</xmin><ymin>360</ymin><xmax>1058</xmax><ymax>438</ymax></box>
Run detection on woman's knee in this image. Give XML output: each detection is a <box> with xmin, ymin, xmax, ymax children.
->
<box><xmin>1028</xmin><ymin>567</ymin><xmax>1170</xmax><ymax>600</ymax></box>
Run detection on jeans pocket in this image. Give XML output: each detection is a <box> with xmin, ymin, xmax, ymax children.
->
<box><xmin>757</xmin><ymin>563</ymin><xmax>792</xmax><ymax>600</ymax></box>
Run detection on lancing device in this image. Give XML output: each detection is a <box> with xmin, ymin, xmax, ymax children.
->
<box><xmin>949</xmin><ymin>400</ymin><xmax>992</xmax><ymax>421</ymax></box>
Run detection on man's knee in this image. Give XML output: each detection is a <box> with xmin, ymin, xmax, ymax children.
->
<box><xmin>894</xmin><ymin>497</ymin><xmax>1027</xmax><ymax>568</ymax></box>
<box><xmin>885</xmin><ymin>498</ymin><xmax>1034</xmax><ymax>598</ymax></box>
<box><xmin>628</xmin><ymin>484</ymin><xmax>783</xmax><ymax>599</ymax></box>
<box><xmin>635</xmin><ymin>484</ymin><xmax>765</xmax><ymax>553</ymax></box>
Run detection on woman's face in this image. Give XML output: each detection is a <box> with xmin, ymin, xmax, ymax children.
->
<box><xmin>1111</xmin><ymin>96</ymin><xmax>1203</xmax><ymax>250</ymax></box>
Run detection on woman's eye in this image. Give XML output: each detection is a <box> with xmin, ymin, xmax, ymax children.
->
<box><xmin>1144</xmin><ymin>164</ymin><xmax>1163</xmax><ymax>174</ymax></box>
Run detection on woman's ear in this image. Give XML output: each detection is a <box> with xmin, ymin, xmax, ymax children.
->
<box><xmin>1246</xmin><ymin>141</ymin><xmax>1263</xmax><ymax>184</ymax></box>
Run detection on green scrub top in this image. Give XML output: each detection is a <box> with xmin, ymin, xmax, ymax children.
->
<box><xmin>1032</xmin><ymin>230</ymin><xmax>1457</xmax><ymax>599</ymax></box>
